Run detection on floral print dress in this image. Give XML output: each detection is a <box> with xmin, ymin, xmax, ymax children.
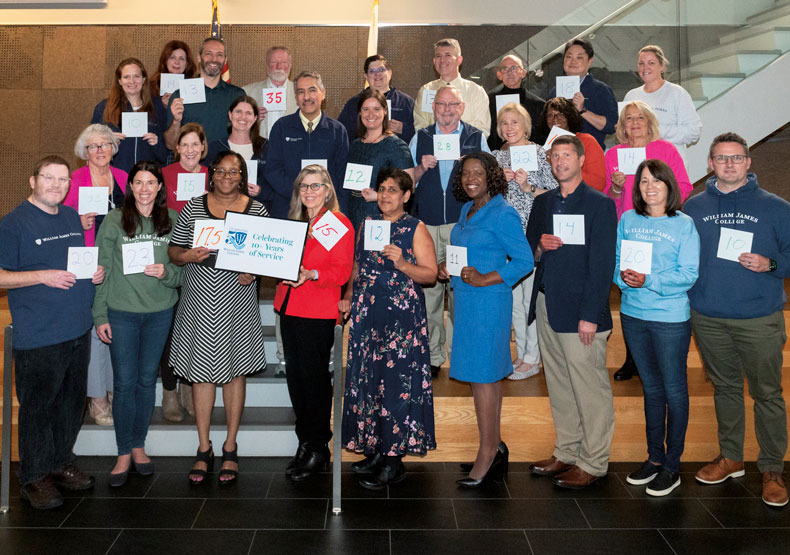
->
<box><xmin>341</xmin><ymin>213</ymin><xmax>436</xmax><ymax>456</ymax></box>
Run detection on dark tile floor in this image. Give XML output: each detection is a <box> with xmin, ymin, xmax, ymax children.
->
<box><xmin>1</xmin><ymin>458</ymin><xmax>789</xmax><ymax>554</ymax></box>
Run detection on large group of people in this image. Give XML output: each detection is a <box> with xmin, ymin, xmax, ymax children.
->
<box><xmin>1</xmin><ymin>32</ymin><xmax>788</xmax><ymax>514</ymax></box>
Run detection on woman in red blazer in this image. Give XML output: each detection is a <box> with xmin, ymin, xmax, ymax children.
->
<box><xmin>274</xmin><ymin>164</ymin><xmax>354</xmax><ymax>481</ymax></box>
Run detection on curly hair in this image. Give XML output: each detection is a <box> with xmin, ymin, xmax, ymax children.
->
<box><xmin>542</xmin><ymin>97</ymin><xmax>584</xmax><ymax>133</ymax></box>
<box><xmin>452</xmin><ymin>152</ymin><xmax>508</xmax><ymax>202</ymax></box>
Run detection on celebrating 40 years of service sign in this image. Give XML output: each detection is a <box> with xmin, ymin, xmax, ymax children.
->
<box><xmin>215</xmin><ymin>211</ymin><xmax>308</xmax><ymax>281</ymax></box>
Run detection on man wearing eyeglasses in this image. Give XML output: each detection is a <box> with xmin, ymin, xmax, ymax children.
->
<box><xmin>409</xmin><ymin>85</ymin><xmax>490</xmax><ymax>376</ymax></box>
<box><xmin>0</xmin><ymin>156</ymin><xmax>105</xmax><ymax>510</ymax></box>
<box><xmin>684</xmin><ymin>132</ymin><xmax>790</xmax><ymax>508</ymax></box>
<box><xmin>337</xmin><ymin>54</ymin><xmax>416</xmax><ymax>146</ymax></box>
<box><xmin>242</xmin><ymin>46</ymin><xmax>297</xmax><ymax>139</ymax></box>
<box><xmin>487</xmin><ymin>55</ymin><xmax>548</xmax><ymax>149</ymax></box>
<box><xmin>414</xmin><ymin>38</ymin><xmax>491</xmax><ymax>138</ymax></box>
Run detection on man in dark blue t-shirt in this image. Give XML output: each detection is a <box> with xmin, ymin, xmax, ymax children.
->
<box><xmin>0</xmin><ymin>156</ymin><xmax>105</xmax><ymax>510</ymax></box>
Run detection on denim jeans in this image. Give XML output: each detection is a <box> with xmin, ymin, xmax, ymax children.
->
<box><xmin>621</xmin><ymin>314</ymin><xmax>691</xmax><ymax>473</ymax></box>
<box><xmin>14</xmin><ymin>330</ymin><xmax>91</xmax><ymax>485</ymax></box>
<box><xmin>107</xmin><ymin>308</ymin><xmax>173</xmax><ymax>455</ymax></box>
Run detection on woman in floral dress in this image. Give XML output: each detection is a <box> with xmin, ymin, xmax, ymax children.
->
<box><xmin>340</xmin><ymin>167</ymin><xmax>438</xmax><ymax>490</ymax></box>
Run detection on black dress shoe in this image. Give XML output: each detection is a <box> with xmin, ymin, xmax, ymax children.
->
<box><xmin>457</xmin><ymin>448</ymin><xmax>508</xmax><ymax>488</ymax></box>
<box><xmin>286</xmin><ymin>442</ymin><xmax>309</xmax><ymax>476</ymax></box>
<box><xmin>359</xmin><ymin>460</ymin><xmax>406</xmax><ymax>490</ymax></box>
<box><xmin>460</xmin><ymin>441</ymin><xmax>508</xmax><ymax>472</ymax></box>
<box><xmin>614</xmin><ymin>352</ymin><xmax>638</xmax><ymax>381</ymax></box>
<box><xmin>430</xmin><ymin>365</ymin><xmax>441</xmax><ymax>377</ymax></box>
<box><xmin>351</xmin><ymin>452</ymin><xmax>384</xmax><ymax>474</ymax></box>
<box><xmin>290</xmin><ymin>446</ymin><xmax>330</xmax><ymax>481</ymax></box>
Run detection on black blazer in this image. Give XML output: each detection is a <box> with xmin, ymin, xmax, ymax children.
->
<box><xmin>526</xmin><ymin>182</ymin><xmax>617</xmax><ymax>333</ymax></box>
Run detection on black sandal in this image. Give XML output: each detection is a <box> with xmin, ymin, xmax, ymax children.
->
<box><xmin>189</xmin><ymin>442</ymin><xmax>214</xmax><ymax>485</ymax></box>
<box><xmin>219</xmin><ymin>442</ymin><xmax>238</xmax><ymax>485</ymax></box>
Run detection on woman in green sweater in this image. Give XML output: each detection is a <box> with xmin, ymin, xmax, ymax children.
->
<box><xmin>93</xmin><ymin>160</ymin><xmax>182</xmax><ymax>487</ymax></box>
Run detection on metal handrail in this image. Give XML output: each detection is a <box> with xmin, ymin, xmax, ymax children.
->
<box><xmin>331</xmin><ymin>324</ymin><xmax>343</xmax><ymax>516</ymax></box>
<box><xmin>1</xmin><ymin>324</ymin><xmax>13</xmax><ymax>513</ymax></box>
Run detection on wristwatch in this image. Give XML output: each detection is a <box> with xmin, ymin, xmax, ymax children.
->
<box><xmin>769</xmin><ymin>258</ymin><xmax>777</xmax><ymax>272</ymax></box>
<box><xmin>579</xmin><ymin>108</ymin><xmax>588</xmax><ymax>115</ymax></box>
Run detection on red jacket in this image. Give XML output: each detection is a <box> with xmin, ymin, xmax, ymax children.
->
<box><xmin>577</xmin><ymin>132</ymin><xmax>606</xmax><ymax>192</ymax></box>
<box><xmin>274</xmin><ymin>210</ymin><xmax>354</xmax><ymax>320</ymax></box>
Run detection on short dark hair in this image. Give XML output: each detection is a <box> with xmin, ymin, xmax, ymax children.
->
<box><xmin>542</xmin><ymin>97</ymin><xmax>584</xmax><ymax>133</ymax></box>
<box><xmin>33</xmin><ymin>155</ymin><xmax>70</xmax><ymax>177</ymax></box>
<box><xmin>551</xmin><ymin>135</ymin><xmax>585</xmax><ymax>157</ymax></box>
<box><xmin>364</xmin><ymin>54</ymin><xmax>390</xmax><ymax>73</ymax></box>
<box><xmin>376</xmin><ymin>167</ymin><xmax>413</xmax><ymax>194</ymax></box>
<box><xmin>452</xmin><ymin>152</ymin><xmax>508</xmax><ymax>202</ymax></box>
<box><xmin>207</xmin><ymin>150</ymin><xmax>248</xmax><ymax>196</ymax></box>
<box><xmin>200</xmin><ymin>36</ymin><xmax>225</xmax><ymax>54</ymax></box>
<box><xmin>632</xmin><ymin>159</ymin><xmax>683</xmax><ymax>217</ymax></box>
<box><xmin>709</xmin><ymin>132</ymin><xmax>749</xmax><ymax>159</ymax></box>
<box><xmin>563</xmin><ymin>38</ymin><xmax>594</xmax><ymax>59</ymax></box>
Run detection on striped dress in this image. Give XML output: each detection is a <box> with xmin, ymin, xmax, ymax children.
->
<box><xmin>169</xmin><ymin>195</ymin><xmax>267</xmax><ymax>383</ymax></box>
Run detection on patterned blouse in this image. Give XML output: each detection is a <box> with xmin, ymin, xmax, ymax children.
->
<box><xmin>494</xmin><ymin>145</ymin><xmax>559</xmax><ymax>231</ymax></box>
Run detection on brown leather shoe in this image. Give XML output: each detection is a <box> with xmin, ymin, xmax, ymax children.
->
<box><xmin>530</xmin><ymin>456</ymin><xmax>573</xmax><ymax>476</ymax></box>
<box><xmin>762</xmin><ymin>471</ymin><xmax>789</xmax><ymax>507</ymax></box>
<box><xmin>21</xmin><ymin>476</ymin><xmax>64</xmax><ymax>510</ymax></box>
<box><xmin>552</xmin><ymin>465</ymin><xmax>603</xmax><ymax>489</ymax></box>
<box><xmin>51</xmin><ymin>463</ymin><xmax>95</xmax><ymax>491</ymax></box>
<box><xmin>695</xmin><ymin>455</ymin><xmax>745</xmax><ymax>484</ymax></box>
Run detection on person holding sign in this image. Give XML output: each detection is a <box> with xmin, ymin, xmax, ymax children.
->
<box><xmin>493</xmin><ymin>103</ymin><xmax>558</xmax><ymax>380</ymax></box>
<box><xmin>339</xmin><ymin>168</ymin><xmax>437</xmax><ymax>489</ymax></box>
<box><xmin>341</xmin><ymin>88</ymin><xmax>413</xmax><ymax>234</ymax></box>
<box><xmin>91</xmin><ymin>58</ymin><xmax>169</xmax><ymax>173</ymax></box>
<box><xmin>413</xmin><ymin>38</ymin><xmax>491</xmax><ymax>138</ymax></box>
<box><xmin>338</xmin><ymin>54</ymin><xmax>416</xmax><ymax>146</ymax></box>
<box><xmin>242</xmin><ymin>46</ymin><xmax>297</xmax><ymax>140</ymax></box>
<box><xmin>624</xmin><ymin>45</ymin><xmax>701</xmax><ymax>167</ymax></box>
<box><xmin>274</xmin><ymin>165</ymin><xmax>354</xmax><ymax>481</ymax></box>
<box><xmin>205</xmin><ymin>95</ymin><xmax>269</xmax><ymax>204</ymax></box>
<box><xmin>605</xmin><ymin>101</ymin><xmax>691</xmax><ymax>220</ymax></box>
<box><xmin>614</xmin><ymin>159</ymin><xmax>699</xmax><ymax>497</ymax></box>
<box><xmin>64</xmin><ymin>124</ymin><xmax>128</xmax><ymax>426</ymax></box>
<box><xmin>92</xmin><ymin>161</ymin><xmax>182</xmax><ymax>487</ymax></box>
<box><xmin>0</xmin><ymin>156</ymin><xmax>104</xmax><ymax>510</ymax></box>
<box><xmin>541</xmin><ymin>98</ymin><xmax>605</xmax><ymax>191</ymax></box>
<box><xmin>162</xmin><ymin>122</ymin><xmax>209</xmax><ymax>213</ymax></box>
<box><xmin>526</xmin><ymin>135</ymin><xmax>617</xmax><ymax>489</ymax></box>
<box><xmin>168</xmin><ymin>151</ymin><xmax>267</xmax><ymax>485</ymax></box>
<box><xmin>150</xmin><ymin>40</ymin><xmax>198</xmax><ymax>108</ymax></box>
<box><xmin>408</xmin><ymin>85</ymin><xmax>490</xmax><ymax>376</ymax></box>
<box><xmin>545</xmin><ymin>39</ymin><xmax>618</xmax><ymax>150</ymax></box>
<box><xmin>447</xmin><ymin>153</ymin><xmax>532</xmax><ymax>487</ymax></box>
<box><xmin>685</xmin><ymin>133</ymin><xmax>790</xmax><ymax>507</ymax></box>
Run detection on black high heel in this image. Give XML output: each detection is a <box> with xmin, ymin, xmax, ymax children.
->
<box><xmin>189</xmin><ymin>442</ymin><xmax>214</xmax><ymax>485</ymax></box>
<box><xmin>219</xmin><ymin>442</ymin><xmax>239</xmax><ymax>485</ymax></box>
<box><xmin>457</xmin><ymin>445</ymin><xmax>509</xmax><ymax>488</ymax></box>
<box><xmin>459</xmin><ymin>441</ymin><xmax>509</xmax><ymax>472</ymax></box>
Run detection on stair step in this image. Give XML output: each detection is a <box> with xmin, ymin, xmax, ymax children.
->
<box><xmin>681</xmin><ymin>74</ymin><xmax>745</xmax><ymax>101</ymax></box>
<box><xmin>691</xmin><ymin>29</ymin><xmax>790</xmax><ymax>64</ymax></box>
<box><xmin>746</xmin><ymin>1</ymin><xmax>790</xmax><ymax>27</ymax></box>
<box><xmin>155</xmin><ymin>371</ymin><xmax>293</xmax><ymax>408</ymax></box>
<box><xmin>685</xmin><ymin>50</ymin><xmax>781</xmax><ymax>77</ymax></box>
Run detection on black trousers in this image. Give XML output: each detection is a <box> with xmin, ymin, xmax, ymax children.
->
<box><xmin>280</xmin><ymin>312</ymin><xmax>335</xmax><ymax>450</ymax></box>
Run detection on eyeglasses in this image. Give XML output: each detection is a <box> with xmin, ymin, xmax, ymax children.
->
<box><xmin>499</xmin><ymin>65</ymin><xmax>523</xmax><ymax>74</ymax></box>
<box><xmin>86</xmin><ymin>143</ymin><xmax>112</xmax><ymax>152</ymax></box>
<box><xmin>712</xmin><ymin>154</ymin><xmax>748</xmax><ymax>164</ymax></box>
<box><xmin>367</xmin><ymin>67</ymin><xmax>388</xmax><ymax>75</ymax></box>
<box><xmin>38</xmin><ymin>173</ymin><xmax>70</xmax><ymax>185</ymax></box>
<box><xmin>434</xmin><ymin>101</ymin><xmax>462</xmax><ymax>109</ymax></box>
<box><xmin>214</xmin><ymin>168</ymin><xmax>241</xmax><ymax>178</ymax></box>
<box><xmin>299</xmin><ymin>183</ymin><xmax>324</xmax><ymax>191</ymax></box>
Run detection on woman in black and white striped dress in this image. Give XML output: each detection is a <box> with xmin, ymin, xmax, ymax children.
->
<box><xmin>168</xmin><ymin>150</ymin><xmax>267</xmax><ymax>486</ymax></box>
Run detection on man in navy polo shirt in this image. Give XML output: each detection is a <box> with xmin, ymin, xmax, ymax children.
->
<box><xmin>0</xmin><ymin>156</ymin><xmax>104</xmax><ymax>510</ymax></box>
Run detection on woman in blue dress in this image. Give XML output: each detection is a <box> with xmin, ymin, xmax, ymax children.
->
<box><xmin>448</xmin><ymin>152</ymin><xmax>534</xmax><ymax>487</ymax></box>
<box><xmin>340</xmin><ymin>168</ymin><xmax>438</xmax><ymax>490</ymax></box>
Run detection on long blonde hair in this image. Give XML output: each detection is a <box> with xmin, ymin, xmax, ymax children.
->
<box><xmin>287</xmin><ymin>165</ymin><xmax>339</xmax><ymax>221</ymax></box>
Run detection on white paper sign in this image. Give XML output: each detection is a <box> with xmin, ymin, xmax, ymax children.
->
<box><xmin>556</xmin><ymin>76</ymin><xmax>581</xmax><ymax>99</ymax></box>
<box><xmin>618</xmin><ymin>101</ymin><xmax>627</xmax><ymax>117</ymax></box>
<box><xmin>553</xmin><ymin>214</ymin><xmax>585</xmax><ymax>245</ymax></box>
<box><xmin>717</xmin><ymin>227</ymin><xmax>753</xmax><ymax>262</ymax></box>
<box><xmin>433</xmin><ymin>134</ymin><xmax>460</xmax><ymax>161</ymax></box>
<box><xmin>246</xmin><ymin>160</ymin><xmax>259</xmax><ymax>186</ymax></box>
<box><xmin>160</xmin><ymin>73</ymin><xmax>184</xmax><ymax>95</ymax></box>
<box><xmin>215</xmin><ymin>212</ymin><xmax>308</xmax><ymax>281</ymax></box>
<box><xmin>78</xmin><ymin>187</ymin><xmax>109</xmax><ymax>215</ymax></box>
<box><xmin>121</xmin><ymin>112</ymin><xmax>147</xmax><ymax>138</ymax></box>
<box><xmin>620</xmin><ymin>240</ymin><xmax>653</xmax><ymax>274</ymax></box>
<box><xmin>495</xmin><ymin>94</ymin><xmax>520</xmax><ymax>115</ymax></box>
<box><xmin>261</xmin><ymin>87</ymin><xmax>286</xmax><ymax>110</ymax></box>
<box><xmin>446</xmin><ymin>245</ymin><xmax>468</xmax><ymax>277</ymax></box>
<box><xmin>617</xmin><ymin>147</ymin><xmax>647</xmax><ymax>175</ymax></box>
<box><xmin>192</xmin><ymin>219</ymin><xmax>225</xmax><ymax>250</ymax></box>
<box><xmin>543</xmin><ymin>125</ymin><xmax>576</xmax><ymax>150</ymax></box>
<box><xmin>122</xmin><ymin>241</ymin><xmax>154</xmax><ymax>275</ymax></box>
<box><xmin>364</xmin><ymin>219</ymin><xmax>390</xmax><ymax>251</ymax></box>
<box><xmin>67</xmin><ymin>247</ymin><xmax>98</xmax><ymax>279</ymax></box>
<box><xmin>180</xmin><ymin>78</ymin><xmax>206</xmax><ymax>104</ymax></box>
<box><xmin>312</xmin><ymin>210</ymin><xmax>349</xmax><ymax>252</ymax></box>
<box><xmin>387</xmin><ymin>99</ymin><xmax>392</xmax><ymax>119</ymax></box>
<box><xmin>421</xmin><ymin>89</ymin><xmax>437</xmax><ymax>112</ymax></box>
<box><xmin>267</xmin><ymin>110</ymin><xmax>284</xmax><ymax>135</ymax></box>
<box><xmin>176</xmin><ymin>173</ymin><xmax>205</xmax><ymax>201</ymax></box>
<box><xmin>509</xmin><ymin>144</ymin><xmax>539</xmax><ymax>173</ymax></box>
<box><xmin>302</xmin><ymin>159</ymin><xmax>328</xmax><ymax>170</ymax></box>
<box><xmin>343</xmin><ymin>163</ymin><xmax>373</xmax><ymax>191</ymax></box>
